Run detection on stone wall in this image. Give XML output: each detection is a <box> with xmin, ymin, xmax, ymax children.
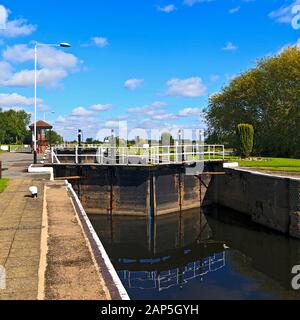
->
<box><xmin>208</xmin><ymin>168</ymin><xmax>300</xmax><ymax>239</ymax></box>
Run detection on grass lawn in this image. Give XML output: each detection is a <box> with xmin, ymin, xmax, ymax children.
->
<box><xmin>0</xmin><ymin>179</ymin><xmax>9</xmax><ymax>193</ymax></box>
<box><xmin>235</xmin><ymin>157</ymin><xmax>300</xmax><ymax>172</ymax></box>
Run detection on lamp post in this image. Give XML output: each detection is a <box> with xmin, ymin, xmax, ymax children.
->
<box><xmin>33</xmin><ymin>42</ymin><xmax>71</xmax><ymax>164</ymax></box>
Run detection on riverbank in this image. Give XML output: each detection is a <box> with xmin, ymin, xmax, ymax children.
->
<box><xmin>0</xmin><ymin>176</ymin><xmax>127</xmax><ymax>300</ymax></box>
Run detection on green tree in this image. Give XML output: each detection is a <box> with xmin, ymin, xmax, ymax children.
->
<box><xmin>206</xmin><ymin>46</ymin><xmax>300</xmax><ymax>157</ymax></box>
<box><xmin>46</xmin><ymin>130</ymin><xmax>63</xmax><ymax>145</ymax></box>
<box><xmin>0</xmin><ymin>109</ymin><xmax>30</xmax><ymax>144</ymax></box>
<box><xmin>236</xmin><ymin>124</ymin><xmax>254</xmax><ymax>158</ymax></box>
<box><xmin>86</xmin><ymin>138</ymin><xmax>94</xmax><ymax>144</ymax></box>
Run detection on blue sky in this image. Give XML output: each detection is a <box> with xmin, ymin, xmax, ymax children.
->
<box><xmin>0</xmin><ymin>0</ymin><xmax>299</xmax><ymax>140</ymax></box>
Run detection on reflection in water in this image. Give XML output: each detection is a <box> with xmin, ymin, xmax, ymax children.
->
<box><xmin>118</xmin><ymin>252</ymin><xmax>225</xmax><ymax>292</ymax></box>
<box><xmin>89</xmin><ymin>207</ymin><xmax>300</xmax><ymax>300</ymax></box>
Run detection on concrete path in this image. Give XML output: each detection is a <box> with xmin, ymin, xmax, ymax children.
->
<box><xmin>44</xmin><ymin>181</ymin><xmax>110</xmax><ymax>300</ymax></box>
<box><xmin>0</xmin><ymin>152</ymin><xmax>41</xmax><ymax>178</ymax></box>
<box><xmin>0</xmin><ymin>177</ymin><xmax>45</xmax><ymax>300</ymax></box>
<box><xmin>0</xmin><ymin>153</ymin><xmax>114</xmax><ymax>300</ymax></box>
<box><xmin>0</xmin><ymin>178</ymin><xmax>112</xmax><ymax>300</ymax></box>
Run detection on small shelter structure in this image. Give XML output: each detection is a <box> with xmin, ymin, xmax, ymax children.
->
<box><xmin>29</xmin><ymin>120</ymin><xmax>53</xmax><ymax>154</ymax></box>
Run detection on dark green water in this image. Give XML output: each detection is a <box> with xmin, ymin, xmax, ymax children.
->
<box><xmin>89</xmin><ymin>207</ymin><xmax>300</xmax><ymax>300</ymax></box>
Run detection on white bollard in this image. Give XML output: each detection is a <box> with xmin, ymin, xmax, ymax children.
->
<box><xmin>29</xmin><ymin>186</ymin><xmax>38</xmax><ymax>198</ymax></box>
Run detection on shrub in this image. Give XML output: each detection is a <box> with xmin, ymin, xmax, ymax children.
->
<box><xmin>237</xmin><ymin>124</ymin><xmax>254</xmax><ymax>158</ymax></box>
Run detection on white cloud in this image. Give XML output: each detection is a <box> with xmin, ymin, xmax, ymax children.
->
<box><xmin>269</xmin><ymin>0</ymin><xmax>300</xmax><ymax>24</ymax></box>
<box><xmin>0</xmin><ymin>5</ymin><xmax>36</xmax><ymax>38</ymax></box>
<box><xmin>0</xmin><ymin>5</ymin><xmax>8</xmax><ymax>30</ymax></box>
<box><xmin>56</xmin><ymin>115</ymin><xmax>67</xmax><ymax>124</ymax></box>
<box><xmin>2</xmin><ymin>44</ymin><xmax>32</xmax><ymax>62</ymax></box>
<box><xmin>178</xmin><ymin>107</ymin><xmax>203</xmax><ymax>117</ymax></box>
<box><xmin>0</xmin><ymin>61</ymin><xmax>12</xmax><ymax>82</ymax></box>
<box><xmin>35</xmin><ymin>46</ymin><xmax>78</xmax><ymax>70</ymax></box>
<box><xmin>70</xmin><ymin>103</ymin><xmax>113</xmax><ymax>118</ymax></box>
<box><xmin>1</xmin><ymin>44</ymin><xmax>80</xmax><ymax>88</ymax></box>
<box><xmin>183</xmin><ymin>0</ymin><xmax>214</xmax><ymax>7</ymax></box>
<box><xmin>1</xmin><ymin>19</ymin><xmax>37</xmax><ymax>38</ymax></box>
<box><xmin>3</xmin><ymin>44</ymin><xmax>78</xmax><ymax>70</ymax></box>
<box><xmin>124</xmin><ymin>78</ymin><xmax>144</xmax><ymax>90</ymax></box>
<box><xmin>157</xmin><ymin>4</ymin><xmax>177</xmax><ymax>13</ymax></box>
<box><xmin>127</xmin><ymin>106</ymin><xmax>152</xmax><ymax>113</ymax></box>
<box><xmin>92</xmin><ymin>37</ymin><xmax>109</xmax><ymax>47</ymax></box>
<box><xmin>127</xmin><ymin>101</ymin><xmax>167</xmax><ymax>114</ymax></box>
<box><xmin>89</xmin><ymin>104</ymin><xmax>113</xmax><ymax>111</ymax></box>
<box><xmin>229</xmin><ymin>6</ymin><xmax>240</xmax><ymax>14</ymax></box>
<box><xmin>152</xmin><ymin>101</ymin><xmax>167</xmax><ymax>107</ymax></box>
<box><xmin>222</xmin><ymin>42</ymin><xmax>238</xmax><ymax>51</ymax></box>
<box><xmin>152</xmin><ymin>113</ymin><xmax>177</xmax><ymax>120</ymax></box>
<box><xmin>165</xmin><ymin>77</ymin><xmax>207</xmax><ymax>97</ymax></box>
<box><xmin>71</xmin><ymin>107</ymin><xmax>93</xmax><ymax>117</ymax></box>
<box><xmin>2</xmin><ymin>68</ymin><xmax>68</xmax><ymax>88</ymax></box>
<box><xmin>104</xmin><ymin>121</ymin><xmax>126</xmax><ymax>128</ymax></box>
<box><xmin>0</xmin><ymin>93</ymin><xmax>41</xmax><ymax>108</ymax></box>
<box><xmin>127</xmin><ymin>100</ymin><xmax>177</xmax><ymax>123</ymax></box>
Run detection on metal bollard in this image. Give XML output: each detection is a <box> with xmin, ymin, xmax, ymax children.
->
<box><xmin>0</xmin><ymin>161</ymin><xmax>2</xmax><ymax>179</ymax></box>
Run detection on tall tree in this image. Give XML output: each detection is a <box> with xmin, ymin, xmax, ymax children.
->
<box><xmin>0</xmin><ymin>109</ymin><xmax>30</xmax><ymax>144</ymax></box>
<box><xmin>206</xmin><ymin>46</ymin><xmax>300</xmax><ymax>157</ymax></box>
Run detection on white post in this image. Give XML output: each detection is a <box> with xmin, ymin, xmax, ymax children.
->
<box><xmin>175</xmin><ymin>141</ymin><xmax>178</xmax><ymax>163</ymax></box>
<box><xmin>75</xmin><ymin>146</ymin><xmax>78</xmax><ymax>164</ymax></box>
<box><xmin>33</xmin><ymin>44</ymin><xmax>38</xmax><ymax>164</ymax></box>
<box><xmin>51</xmin><ymin>147</ymin><xmax>54</xmax><ymax>164</ymax></box>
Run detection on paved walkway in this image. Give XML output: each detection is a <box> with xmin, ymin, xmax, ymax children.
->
<box><xmin>0</xmin><ymin>176</ymin><xmax>112</xmax><ymax>300</ymax></box>
<box><xmin>44</xmin><ymin>182</ymin><xmax>110</xmax><ymax>300</ymax></box>
<box><xmin>0</xmin><ymin>152</ymin><xmax>41</xmax><ymax>178</ymax></box>
<box><xmin>0</xmin><ymin>177</ymin><xmax>45</xmax><ymax>300</ymax></box>
<box><xmin>0</xmin><ymin>152</ymin><xmax>116</xmax><ymax>300</ymax></box>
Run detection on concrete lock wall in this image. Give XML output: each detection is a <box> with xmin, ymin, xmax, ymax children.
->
<box><xmin>52</xmin><ymin>164</ymin><xmax>211</xmax><ymax>217</ymax></box>
<box><xmin>50</xmin><ymin>163</ymin><xmax>300</xmax><ymax>238</ymax></box>
<box><xmin>208</xmin><ymin>168</ymin><xmax>300</xmax><ymax>239</ymax></box>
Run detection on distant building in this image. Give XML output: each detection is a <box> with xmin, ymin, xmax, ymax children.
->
<box><xmin>29</xmin><ymin>120</ymin><xmax>53</xmax><ymax>154</ymax></box>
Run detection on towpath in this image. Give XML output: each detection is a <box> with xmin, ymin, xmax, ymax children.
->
<box><xmin>0</xmin><ymin>152</ymin><xmax>116</xmax><ymax>300</ymax></box>
<box><xmin>0</xmin><ymin>152</ymin><xmax>37</xmax><ymax>178</ymax></box>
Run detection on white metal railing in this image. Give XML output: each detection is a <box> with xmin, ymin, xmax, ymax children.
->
<box><xmin>49</xmin><ymin>144</ymin><xmax>225</xmax><ymax>165</ymax></box>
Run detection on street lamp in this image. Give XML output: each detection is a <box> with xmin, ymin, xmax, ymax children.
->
<box><xmin>33</xmin><ymin>42</ymin><xmax>71</xmax><ymax>164</ymax></box>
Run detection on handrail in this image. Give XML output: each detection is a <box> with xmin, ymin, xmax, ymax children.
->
<box><xmin>48</xmin><ymin>144</ymin><xmax>225</xmax><ymax>165</ymax></box>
